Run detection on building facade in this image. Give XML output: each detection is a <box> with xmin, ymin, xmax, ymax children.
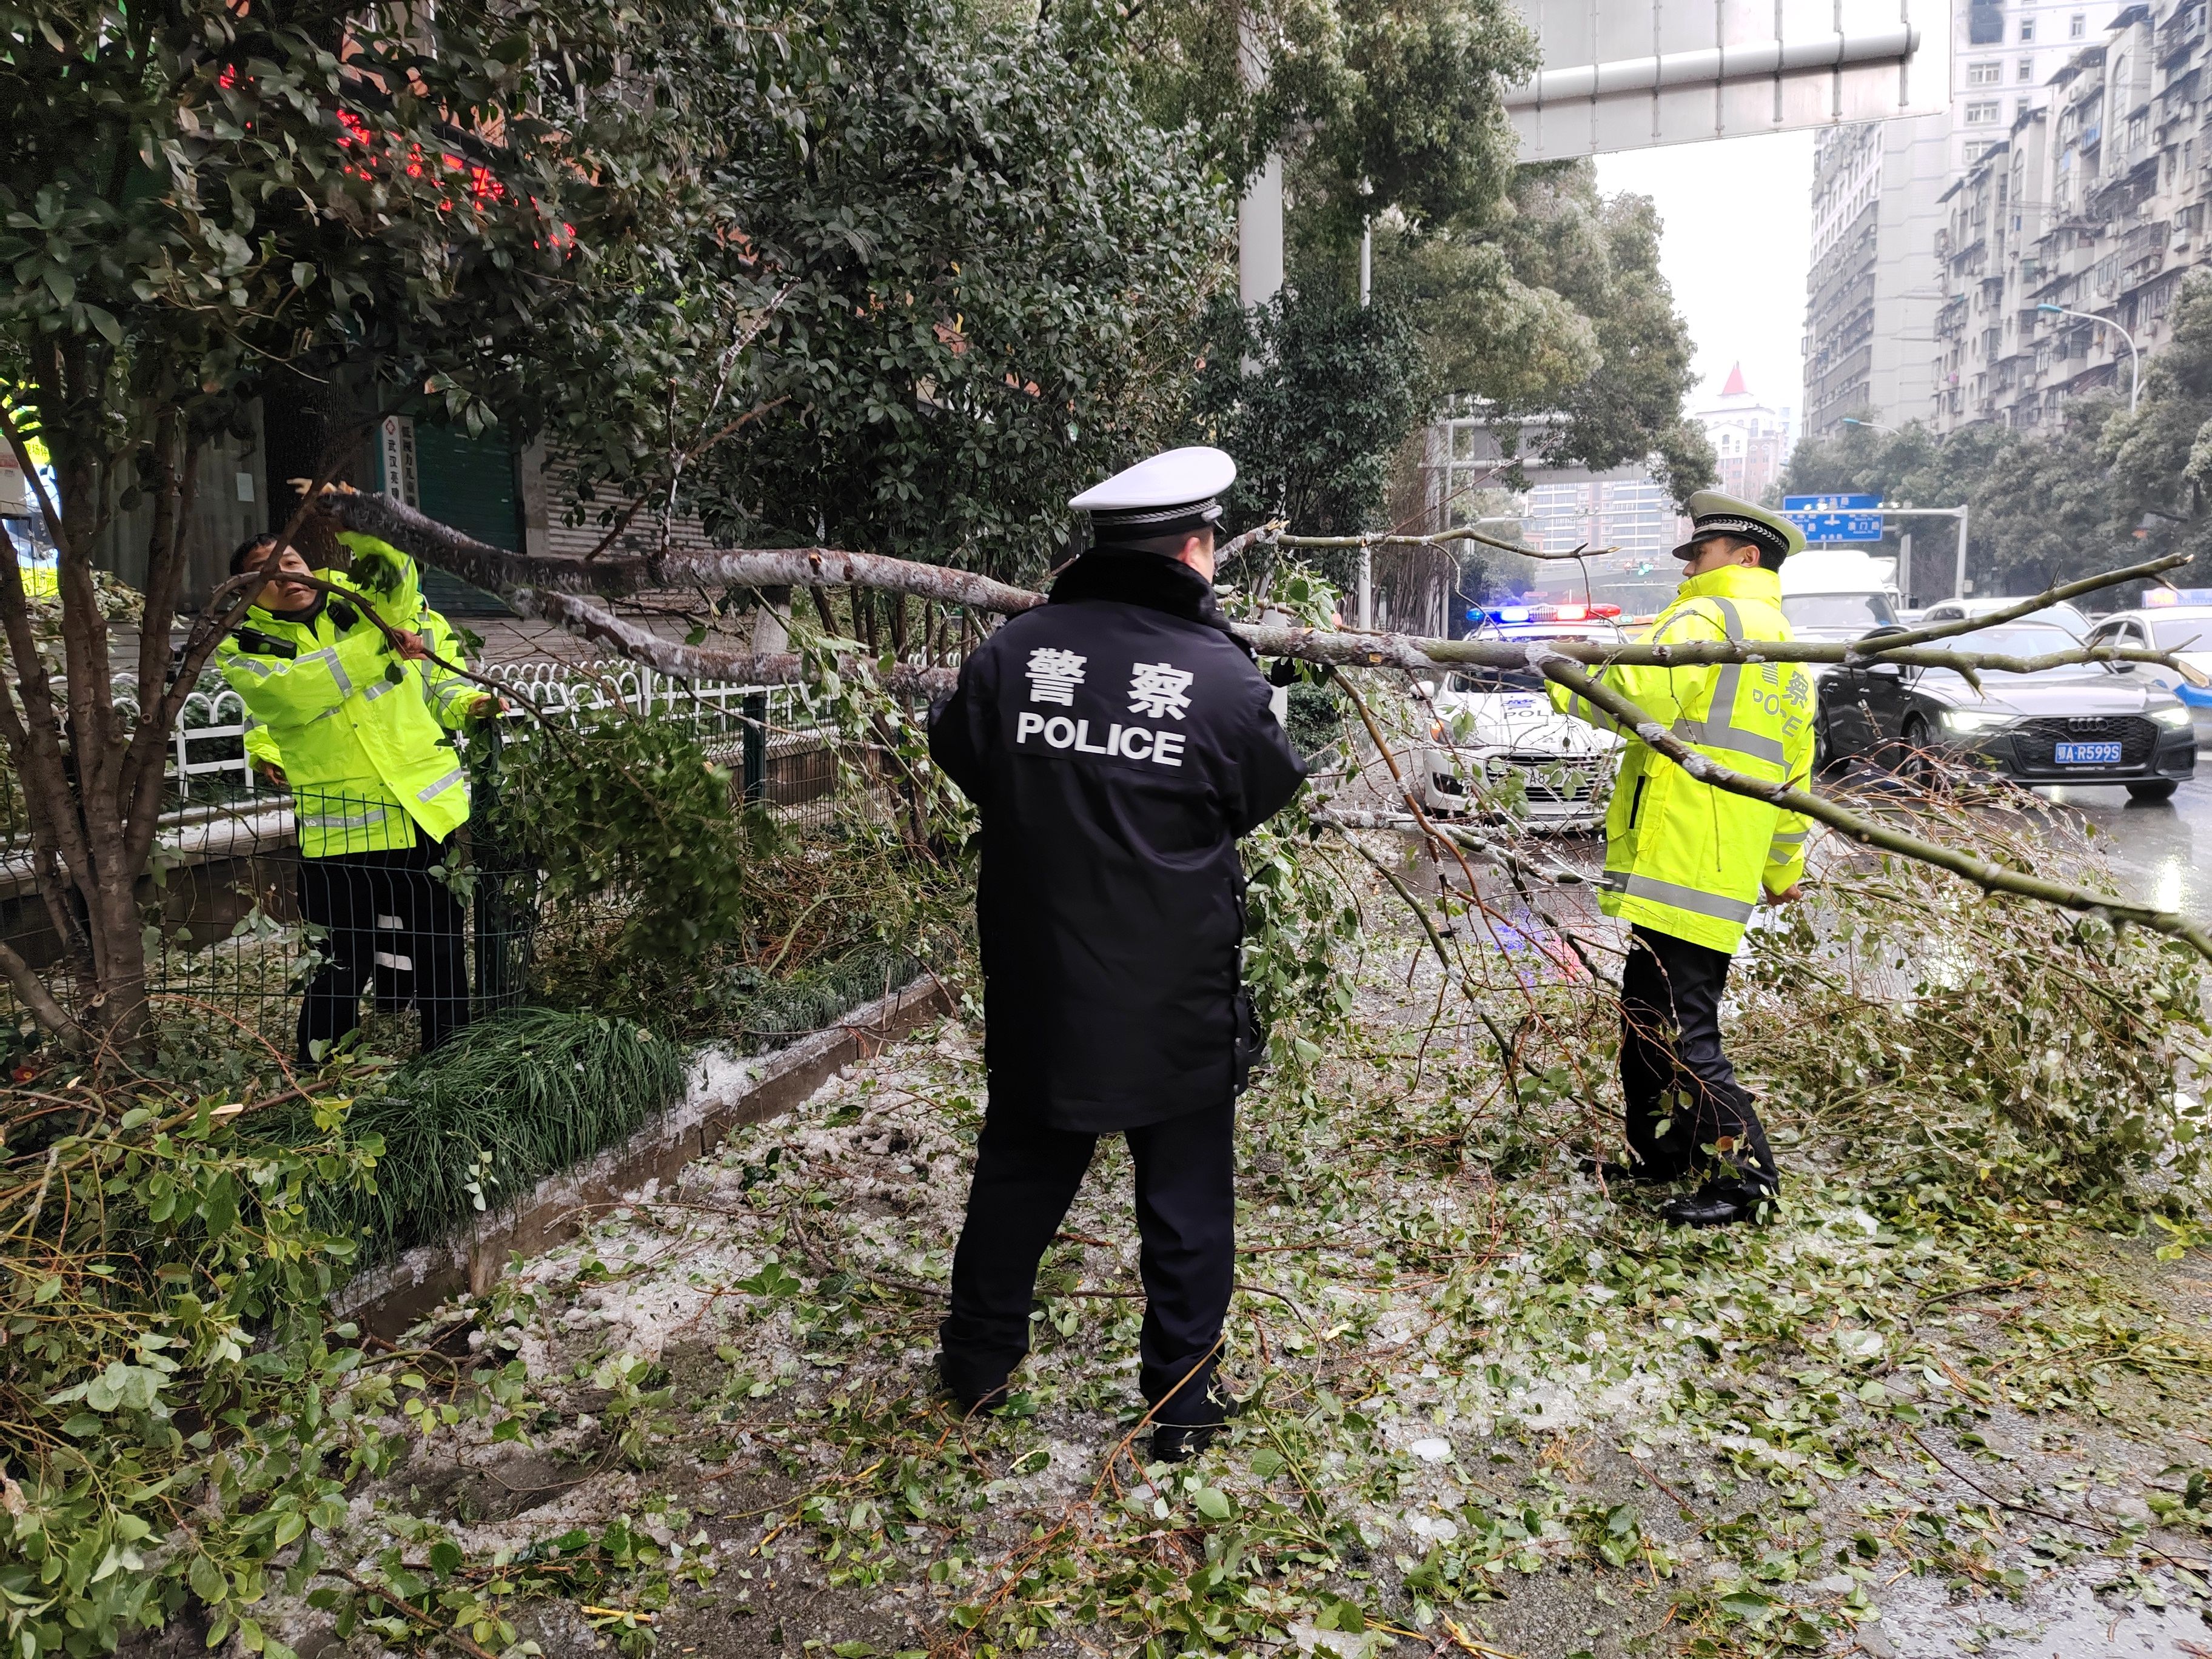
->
<box><xmin>1933</xmin><ymin>1</ymin><xmax>2211</xmax><ymax>432</ymax></box>
<box><xmin>1804</xmin><ymin>0</ymin><xmax>2118</xmax><ymax>436</ymax></box>
<box><xmin>1693</xmin><ymin>363</ymin><xmax>1794</xmax><ymax>501</ymax></box>
<box><xmin>1803</xmin><ymin>114</ymin><xmax>1952</xmax><ymax>436</ymax></box>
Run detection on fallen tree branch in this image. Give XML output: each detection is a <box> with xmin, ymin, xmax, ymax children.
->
<box><xmin>323</xmin><ymin>490</ymin><xmax>2204</xmax><ymax>683</ymax></box>
<box><xmin>1275</xmin><ymin>526</ymin><xmax>1586</xmax><ymax>560</ymax></box>
<box><xmin>309</xmin><ymin>493</ymin><xmax>2212</xmax><ymax>959</ymax></box>
<box><xmin>1527</xmin><ymin>648</ymin><xmax>2212</xmax><ymax>965</ymax></box>
<box><xmin>511</xmin><ymin>586</ymin><xmax>958</xmax><ymax>699</ymax></box>
<box><xmin>324</xmin><ymin>487</ymin><xmax>1044</xmax><ymax>615</ymax></box>
<box><xmin>1230</xmin><ymin>618</ymin><xmax>2208</xmax><ymax>685</ymax></box>
<box><xmin>1854</xmin><ymin>552</ymin><xmax>2191</xmax><ymax>654</ymax></box>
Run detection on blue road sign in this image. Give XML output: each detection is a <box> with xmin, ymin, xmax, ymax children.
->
<box><xmin>1781</xmin><ymin>493</ymin><xmax>1883</xmax><ymax>543</ymax></box>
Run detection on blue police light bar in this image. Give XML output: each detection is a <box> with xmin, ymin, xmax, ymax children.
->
<box><xmin>1781</xmin><ymin>492</ymin><xmax>1883</xmax><ymax>544</ymax></box>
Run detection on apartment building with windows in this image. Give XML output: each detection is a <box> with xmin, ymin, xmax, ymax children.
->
<box><xmin>1933</xmin><ymin>0</ymin><xmax>2211</xmax><ymax>431</ymax></box>
<box><xmin>1804</xmin><ymin>116</ymin><xmax>1951</xmax><ymax>436</ymax></box>
<box><xmin>1804</xmin><ymin>0</ymin><xmax>2111</xmax><ymax>435</ymax></box>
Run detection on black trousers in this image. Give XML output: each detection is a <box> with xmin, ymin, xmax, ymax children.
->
<box><xmin>296</xmin><ymin>832</ymin><xmax>470</xmax><ymax>1064</ymax></box>
<box><xmin>1618</xmin><ymin>924</ymin><xmax>1778</xmax><ymax>1196</ymax></box>
<box><xmin>941</xmin><ymin>1100</ymin><xmax>1235</xmax><ymax>1426</ymax></box>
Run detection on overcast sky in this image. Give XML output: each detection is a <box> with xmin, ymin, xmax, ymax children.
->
<box><xmin>1594</xmin><ymin>130</ymin><xmax>1816</xmax><ymax>425</ymax></box>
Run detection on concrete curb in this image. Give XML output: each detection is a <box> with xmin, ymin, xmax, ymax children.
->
<box><xmin>335</xmin><ymin>975</ymin><xmax>956</xmax><ymax>1337</ymax></box>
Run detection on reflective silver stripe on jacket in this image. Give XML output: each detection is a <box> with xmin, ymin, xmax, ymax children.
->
<box><xmin>1603</xmin><ymin>870</ymin><xmax>1757</xmax><ymax>925</ymax></box>
<box><xmin>301</xmin><ymin>646</ymin><xmax>355</xmax><ymax>697</ymax></box>
<box><xmin>1769</xmin><ymin>828</ymin><xmax>1808</xmax><ymax>846</ymax></box>
<box><xmin>1667</xmin><ymin>595</ymin><xmax>1788</xmax><ymax>766</ymax></box>
<box><xmin>303</xmin><ymin>807</ymin><xmax>396</xmax><ymax>829</ymax></box>
<box><xmin>362</xmin><ymin>675</ymin><xmax>398</xmax><ymax>702</ymax></box>
<box><xmin>223</xmin><ymin>652</ymin><xmax>276</xmax><ymax>679</ymax></box>
<box><xmin>416</xmin><ymin>766</ymin><xmax>466</xmax><ymax>802</ymax></box>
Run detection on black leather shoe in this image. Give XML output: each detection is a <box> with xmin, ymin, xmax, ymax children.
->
<box><xmin>937</xmin><ymin>1353</ymin><xmax>1010</xmax><ymax>1416</ymax></box>
<box><xmin>1151</xmin><ymin>1423</ymin><xmax>1221</xmax><ymax>1464</ymax></box>
<box><xmin>1660</xmin><ymin>1187</ymin><xmax>1772</xmax><ymax>1228</ymax></box>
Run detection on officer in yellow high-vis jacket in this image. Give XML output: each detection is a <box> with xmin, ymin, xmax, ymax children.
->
<box><xmin>220</xmin><ymin>531</ymin><xmax>495</xmax><ymax>1064</ymax></box>
<box><xmin>1550</xmin><ymin>492</ymin><xmax>1815</xmax><ymax>1227</ymax></box>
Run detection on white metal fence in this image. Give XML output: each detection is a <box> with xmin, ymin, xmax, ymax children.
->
<box><xmin>90</xmin><ymin>661</ymin><xmax>831</xmax><ymax>803</ymax></box>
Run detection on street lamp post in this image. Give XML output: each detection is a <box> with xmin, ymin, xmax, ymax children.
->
<box><xmin>2037</xmin><ymin>303</ymin><xmax>2141</xmax><ymax>411</ymax></box>
<box><xmin>1841</xmin><ymin>417</ymin><xmax>1900</xmax><ymax>434</ymax></box>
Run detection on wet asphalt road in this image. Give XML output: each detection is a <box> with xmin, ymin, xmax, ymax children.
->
<box><xmin>2037</xmin><ymin>768</ymin><xmax>2212</xmax><ymax>917</ymax></box>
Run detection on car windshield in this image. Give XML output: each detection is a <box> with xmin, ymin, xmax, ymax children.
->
<box><xmin>2151</xmin><ymin>615</ymin><xmax>2212</xmax><ymax>651</ymax></box>
<box><xmin>1447</xmin><ymin>625</ymin><xmax>1621</xmax><ymax>694</ymax></box>
<box><xmin>1449</xmin><ymin>667</ymin><xmax>1547</xmax><ymax>694</ymax></box>
<box><xmin>1781</xmin><ymin>592</ymin><xmax>1900</xmax><ymax>632</ymax></box>
<box><xmin>1943</xmin><ymin>623</ymin><xmax>2080</xmax><ymax>659</ymax></box>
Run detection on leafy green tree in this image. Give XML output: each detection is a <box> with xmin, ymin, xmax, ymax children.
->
<box><xmin>647</xmin><ymin>0</ymin><xmax>1232</xmax><ymax>581</ymax></box>
<box><xmin>1358</xmin><ymin>163</ymin><xmax>1712</xmax><ymax>504</ymax></box>
<box><xmin>0</xmin><ymin>0</ymin><xmax>736</xmax><ymax>1043</ymax></box>
<box><xmin>1187</xmin><ymin>286</ymin><xmax>1429</xmax><ymax>572</ymax></box>
<box><xmin>1482</xmin><ymin>166</ymin><xmax>1712</xmax><ymax>498</ymax></box>
<box><xmin>2102</xmin><ymin>272</ymin><xmax>2212</xmax><ymax>578</ymax></box>
<box><xmin>1127</xmin><ymin>0</ymin><xmax>1537</xmax><ymax>240</ymax></box>
<box><xmin>1780</xmin><ymin>409</ymin><xmax>2133</xmax><ymax>598</ymax></box>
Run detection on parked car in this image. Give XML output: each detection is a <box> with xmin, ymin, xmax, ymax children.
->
<box><xmin>1919</xmin><ymin>595</ymin><xmax>2091</xmax><ymax>636</ymax></box>
<box><xmin>1815</xmin><ymin>620</ymin><xmax>2197</xmax><ymax>799</ymax></box>
<box><xmin>2083</xmin><ymin>602</ymin><xmax>2212</xmax><ymax>744</ymax></box>
<box><xmin>1422</xmin><ymin>606</ymin><xmax>1626</xmax><ymax>827</ymax></box>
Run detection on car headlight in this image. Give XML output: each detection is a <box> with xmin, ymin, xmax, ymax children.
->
<box><xmin>2151</xmin><ymin>703</ymin><xmax>2194</xmax><ymax>729</ymax></box>
<box><xmin>1940</xmin><ymin>709</ymin><xmax>2014</xmax><ymax>733</ymax></box>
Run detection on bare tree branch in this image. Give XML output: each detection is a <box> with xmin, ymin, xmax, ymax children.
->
<box><xmin>506</xmin><ymin>586</ymin><xmax>959</xmax><ymax>699</ymax></box>
<box><xmin>1854</xmin><ymin>552</ymin><xmax>2191</xmax><ymax>654</ymax></box>
<box><xmin>1527</xmin><ymin>648</ymin><xmax>2212</xmax><ymax>965</ymax></box>
<box><xmin>325</xmin><ymin>491</ymin><xmax>2204</xmax><ymax>682</ymax></box>
<box><xmin>0</xmin><ymin>939</ymin><xmax>84</xmax><ymax>1047</ymax></box>
<box><xmin>302</xmin><ymin>493</ymin><xmax>2212</xmax><ymax>962</ymax></box>
<box><xmin>323</xmin><ymin>488</ymin><xmax>1045</xmax><ymax>615</ymax></box>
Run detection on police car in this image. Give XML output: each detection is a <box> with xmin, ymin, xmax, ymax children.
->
<box><xmin>2084</xmin><ymin>591</ymin><xmax>2212</xmax><ymax>746</ymax></box>
<box><xmin>1419</xmin><ymin>604</ymin><xmax>1626</xmax><ymax>829</ymax></box>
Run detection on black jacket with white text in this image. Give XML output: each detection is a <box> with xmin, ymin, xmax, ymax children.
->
<box><xmin>928</xmin><ymin>553</ymin><xmax>1307</xmax><ymax>1131</ymax></box>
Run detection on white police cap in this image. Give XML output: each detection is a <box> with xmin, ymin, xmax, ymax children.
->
<box><xmin>1069</xmin><ymin>446</ymin><xmax>1236</xmax><ymax>535</ymax></box>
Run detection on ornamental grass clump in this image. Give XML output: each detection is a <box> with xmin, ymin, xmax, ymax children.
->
<box><xmin>254</xmin><ymin>1007</ymin><xmax>685</xmax><ymax>1261</ymax></box>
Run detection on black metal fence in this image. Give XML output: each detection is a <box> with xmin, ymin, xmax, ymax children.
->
<box><xmin>1</xmin><ymin>785</ymin><xmax>538</xmax><ymax>1066</ymax></box>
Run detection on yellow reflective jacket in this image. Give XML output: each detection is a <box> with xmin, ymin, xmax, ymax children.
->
<box><xmin>1548</xmin><ymin>565</ymin><xmax>1814</xmax><ymax>953</ymax></box>
<box><xmin>220</xmin><ymin>537</ymin><xmax>477</xmax><ymax>859</ymax></box>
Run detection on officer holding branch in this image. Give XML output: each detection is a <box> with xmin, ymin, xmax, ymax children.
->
<box><xmin>1549</xmin><ymin>491</ymin><xmax>1814</xmax><ymax>1228</ymax></box>
<box><xmin>928</xmin><ymin>446</ymin><xmax>1306</xmax><ymax>1461</ymax></box>
<box><xmin>220</xmin><ymin>531</ymin><xmax>494</xmax><ymax>1064</ymax></box>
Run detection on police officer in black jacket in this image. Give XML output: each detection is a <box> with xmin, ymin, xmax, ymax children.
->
<box><xmin>928</xmin><ymin>446</ymin><xmax>1307</xmax><ymax>1461</ymax></box>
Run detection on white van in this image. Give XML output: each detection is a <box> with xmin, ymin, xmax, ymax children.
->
<box><xmin>1778</xmin><ymin>548</ymin><xmax>1901</xmax><ymax>644</ymax></box>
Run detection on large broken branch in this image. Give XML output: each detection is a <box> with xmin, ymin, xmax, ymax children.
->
<box><xmin>322</xmin><ymin>491</ymin><xmax>2201</xmax><ymax>685</ymax></box>
<box><xmin>324</xmin><ymin>489</ymin><xmax>1044</xmax><ymax>615</ymax></box>
<box><xmin>1527</xmin><ymin>648</ymin><xmax>2212</xmax><ymax>965</ymax></box>
<box><xmin>1855</xmin><ymin>552</ymin><xmax>2190</xmax><ymax>654</ymax></box>
<box><xmin>517</xmin><ymin>586</ymin><xmax>957</xmax><ymax>699</ymax></box>
<box><xmin>311</xmin><ymin>494</ymin><xmax>2212</xmax><ymax>960</ymax></box>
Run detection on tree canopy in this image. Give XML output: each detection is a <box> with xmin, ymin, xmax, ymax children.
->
<box><xmin>642</xmin><ymin>0</ymin><xmax>1232</xmax><ymax>581</ymax></box>
<box><xmin>1125</xmin><ymin>0</ymin><xmax>1537</xmax><ymax>241</ymax></box>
